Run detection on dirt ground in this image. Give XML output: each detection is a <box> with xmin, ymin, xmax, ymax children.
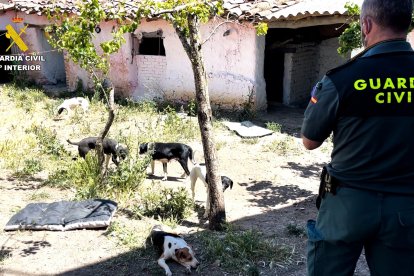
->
<box><xmin>0</xmin><ymin>103</ymin><xmax>370</xmax><ymax>276</ymax></box>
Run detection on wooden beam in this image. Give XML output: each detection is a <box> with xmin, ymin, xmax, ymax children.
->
<box><xmin>267</xmin><ymin>15</ymin><xmax>349</xmax><ymax>29</ymax></box>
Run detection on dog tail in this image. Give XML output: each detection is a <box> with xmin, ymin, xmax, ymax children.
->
<box><xmin>67</xmin><ymin>139</ymin><xmax>80</xmax><ymax>145</ymax></box>
<box><xmin>189</xmin><ymin>147</ymin><xmax>197</xmax><ymax>165</ymax></box>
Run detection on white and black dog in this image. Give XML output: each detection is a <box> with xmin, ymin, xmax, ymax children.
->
<box><xmin>57</xmin><ymin>97</ymin><xmax>89</xmax><ymax>116</ymax></box>
<box><xmin>149</xmin><ymin>225</ymin><xmax>199</xmax><ymax>276</ymax></box>
<box><xmin>67</xmin><ymin>137</ymin><xmax>128</xmax><ymax>167</ymax></box>
<box><xmin>189</xmin><ymin>163</ymin><xmax>233</xmax><ymax>218</ymax></box>
<box><xmin>139</xmin><ymin>142</ymin><xmax>196</xmax><ymax>181</ymax></box>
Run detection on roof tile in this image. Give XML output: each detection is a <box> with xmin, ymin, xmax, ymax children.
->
<box><xmin>3</xmin><ymin>0</ymin><xmax>362</xmax><ymax>22</ymax></box>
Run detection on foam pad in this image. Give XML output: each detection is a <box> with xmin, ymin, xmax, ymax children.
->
<box><xmin>4</xmin><ymin>199</ymin><xmax>117</xmax><ymax>231</ymax></box>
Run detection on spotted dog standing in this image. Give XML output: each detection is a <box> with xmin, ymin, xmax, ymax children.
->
<box><xmin>189</xmin><ymin>163</ymin><xmax>233</xmax><ymax>218</ymax></box>
<box><xmin>56</xmin><ymin>97</ymin><xmax>89</xmax><ymax>117</ymax></box>
<box><xmin>139</xmin><ymin>142</ymin><xmax>196</xmax><ymax>181</ymax></box>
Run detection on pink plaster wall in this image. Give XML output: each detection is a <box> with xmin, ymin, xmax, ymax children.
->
<box><xmin>132</xmin><ymin>19</ymin><xmax>266</xmax><ymax>109</ymax></box>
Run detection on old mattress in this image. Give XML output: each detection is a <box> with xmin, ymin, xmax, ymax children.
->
<box><xmin>4</xmin><ymin>199</ymin><xmax>117</xmax><ymax>231</ymax></box>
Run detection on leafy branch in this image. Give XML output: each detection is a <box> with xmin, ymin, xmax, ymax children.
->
<box><xmin>337</xmin><ymin>2</ymin><xmax>361</xmax><ymax>56</ymax></box>
<box><xmin>338</xmin><ymin>2</ymin><xmax>414</xmax><ymax>56</ymax></box>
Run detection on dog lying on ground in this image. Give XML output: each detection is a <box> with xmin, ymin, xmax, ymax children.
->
<box><xmin>149</xmin><ymin>225</ymin><xmax>199</xmax><ymax>276</ymax></box>
<box><xmin>57</xmin><ymin>97</ymin><xmax>89</xmax><ymax>116</ymax></box>
<box><xmin>67</xmin><ymin>137</ymin><xmax>128</xmax><ymax>167</ymax></box>
<box><xmin>139</xmin><ymin>142</ymin><xmax>196</xmax><ymax>181</ymax></box>
<box><xmin>189</xmin><ymin>163</ymin><xmax>233</xmax><ymax>218</ymax></box>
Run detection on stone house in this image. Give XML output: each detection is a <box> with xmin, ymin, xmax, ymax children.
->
<box><xmin>0</xmin><ymin>0</ymin><xmax>365</xmax><ymax>109</ymax></box>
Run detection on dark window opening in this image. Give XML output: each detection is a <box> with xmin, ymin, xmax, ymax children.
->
<box><xmin>139</xmin><ymin>37</ymin><xmax>165</xmax><ymax>56</ymax></box>
<box><xmin>0</xmin><ymin>32</ymin><xmax>14</xmax><ymax>83</ymax></box>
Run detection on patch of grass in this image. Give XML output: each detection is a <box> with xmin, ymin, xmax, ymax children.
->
<box><xmin>28</xmin><ymin>191</ymin><xmax>50</xmax><ymax>201</ymax></box>
<box><xmin>4</xmin><ymin>85</ymin><xmax>47</xmax><ymax>112</ymax></box>
<box><xmin>215</xmin><ymin>140</ymin><xmax>227</xmax><ymax>151</ymax></box>
<box><xmin>133</xmin><ymin>185</ymin><xmax>194</xmax><ymax>223</ymax></box>
<box><xmin>0</xmin><ymin>137</ymin><xmax>38</xmax><ymax>170</ymax></box>
<box><xmin>197</xmin><ymin>226</ymin><xmax>293</xmax><ymax>274</ymax></box>
<box><xmin>105</xmin><ymin>221</ymin><xmax>150</xmax><ymax>249</ymax></box>
<box><xmin>265</xmin><ymin>122</ymin><xmax>282</xmax><ymax>133</ymax></box>
<box><xmin>68</xmin><ymin>109</ymin><xmax>87</xmax><ymax>124</ymax></box>
<box><xmin>44</xmin><ymin>100</ymin><xmax>60</xmax><ymax>117</ymax></box>
<box><xmin>26</xmin><ymin>124</ymin><xmax>69</xmax><ymax>158</ymax></box>
<box><xmin>43</xmin><ymin>166</ymin><xmax>72</xmax><ymax>189</ymax></box>
<box><xmin>241</xmin><ymin>138</ymin><xmax>259</xmax><ymax>145</ymax></box>
<box><xmin>162</xmin><ymin>105</ymin><xmax>198</xmax><ymax>142</ymax></box>
<box><xmin>12</xmin><ymin>158</ymin><xmax>43</xmax><ymax>179</ymax></box>
<box><xmin>263</xmin><ymin>135</ymin><xmax>300</xmax><ymax>156</ymax></box>
<box><xmin>116</xmin><ymin>98</ymin><xmax>158</xmax><ymax>122</ymax></box>
<box><xmin>286</xmin><ymin>223</ymin><xmax>306</xmax><ymax>238</ymax></box>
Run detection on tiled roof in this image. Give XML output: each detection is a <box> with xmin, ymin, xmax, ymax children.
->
<box><xmin>1</xmin><ymin>0</ymin><xmax>362</xmax><ymax>22</ymax></box>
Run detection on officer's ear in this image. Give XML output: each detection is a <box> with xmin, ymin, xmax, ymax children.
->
<box><xmin>361</xmin><ymin>16</ymin><xmax>373</xmax><ymax>35</ymax></box>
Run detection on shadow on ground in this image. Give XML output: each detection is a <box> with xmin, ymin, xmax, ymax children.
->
<box><xmin>239</xmin><ymin>180</ymin><xmax>314</xmax><ymax>208</ymax></box>
<box><xmin>282</xmin><ymin>161</ymin><xmax>326</xmax><ymax>178</ymax></box>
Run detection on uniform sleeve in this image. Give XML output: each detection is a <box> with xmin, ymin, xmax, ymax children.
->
<box><xmin>301</xmin><ymin>76</ymin><xmax>339</xmax><ymax>142</ymax></box>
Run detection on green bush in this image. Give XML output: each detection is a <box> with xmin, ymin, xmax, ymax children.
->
<box><xmin>12</xmin><ymin>158</ymin><xmax>43</xmax><ymax>179</ymax></box>
<box><xmin>187</xmin><ymin>98</ymin><xmax>198</xmax><ymax>117</ymax></box>
<box><xmin>26</xmin><ymin>124</ymin><xmax>69</xmax><ymax>158</ymax></box>
<box><xmin>265</xmin><ymin>122</ymin><xmax>282</xmax><ymax>133</ymax></box>
<box><xmin>69</xmin><ymin>154</ymin><xmax>102</xmax><ymax>199</ymax></box>
<box><xmin>69</xmin><ymin>152</ymin><xmax>151</xmax><ymax>205</ymax></box>
<box><xmin>105</xmin><ymin>155</ymin><xmax>151</xmax><ymax>202</ymax></box>
<box><xmin>44</xmin><ymin>166</ymin><xmax>72</xmax><ymax>189</ymax></box>
<box><xmin>133</xmin><ymin>185</ymin><xmax>194</xmax><ymax>222</ymax></box>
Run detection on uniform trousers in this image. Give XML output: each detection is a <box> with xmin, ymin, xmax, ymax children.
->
<box><xmin>307</xmin><ymin>187</ymin><xmax>414</xmax><ymax>276</ymax></box>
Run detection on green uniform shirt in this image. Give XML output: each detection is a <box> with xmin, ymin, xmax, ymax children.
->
<box><xmin>301</xmin><ymin>40</ymin><xmax>414</xmax><ymax>194</ymax></box>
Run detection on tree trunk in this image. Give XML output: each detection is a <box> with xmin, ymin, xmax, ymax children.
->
<box><xmin>96</xmin><ymin>80</ymin><xmax>115</xmax><ymax>177</ymax></box>
<box><xmin>175</xmin><ymin>15</ymin><xmax>226</xmax><ymax>230</ymax></box>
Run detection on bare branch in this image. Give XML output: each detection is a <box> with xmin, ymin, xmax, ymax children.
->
<box><xmin>201</xmin><ymin>20</ymin><xmax>233</xmax><ymax>45</ymax></box>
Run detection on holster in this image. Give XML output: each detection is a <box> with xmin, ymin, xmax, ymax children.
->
<box><xmin>316</xmin><ymin>166</ymin><xmax>338</xmax><ymax>210</ymax></box>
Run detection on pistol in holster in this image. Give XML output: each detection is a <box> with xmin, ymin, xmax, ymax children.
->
<box><xmin>316</xmin><ymin>166</ymin><xmax>338</xmax><ymax>209</ymax></box>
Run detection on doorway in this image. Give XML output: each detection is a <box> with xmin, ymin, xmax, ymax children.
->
<box><xmin>264</xmin><ymin>49</ymin><xmax>284</xmax><ymax>103</ymax></box>
<box><xmin>0</xmin><ymin>31</ymin><xmax>14</xmax><ymax>83</ymax></box>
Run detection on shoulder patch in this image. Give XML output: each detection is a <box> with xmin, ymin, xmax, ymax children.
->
<box><xmin>309</xmin><ymin>82</ymin><xmax>322</xmax><ymax>104</ymax></box>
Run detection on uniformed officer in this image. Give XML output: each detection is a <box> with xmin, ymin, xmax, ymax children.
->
<box><xmin>301</xmin><ymin>0</ymin><xmax>414</xmax><ymax>275</ymax></box>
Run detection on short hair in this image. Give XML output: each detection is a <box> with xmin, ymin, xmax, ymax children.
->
<box><xmin>361</xmin><ymin>0</ymin><xmax>413</xmax><ymax>33</ymax></box>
